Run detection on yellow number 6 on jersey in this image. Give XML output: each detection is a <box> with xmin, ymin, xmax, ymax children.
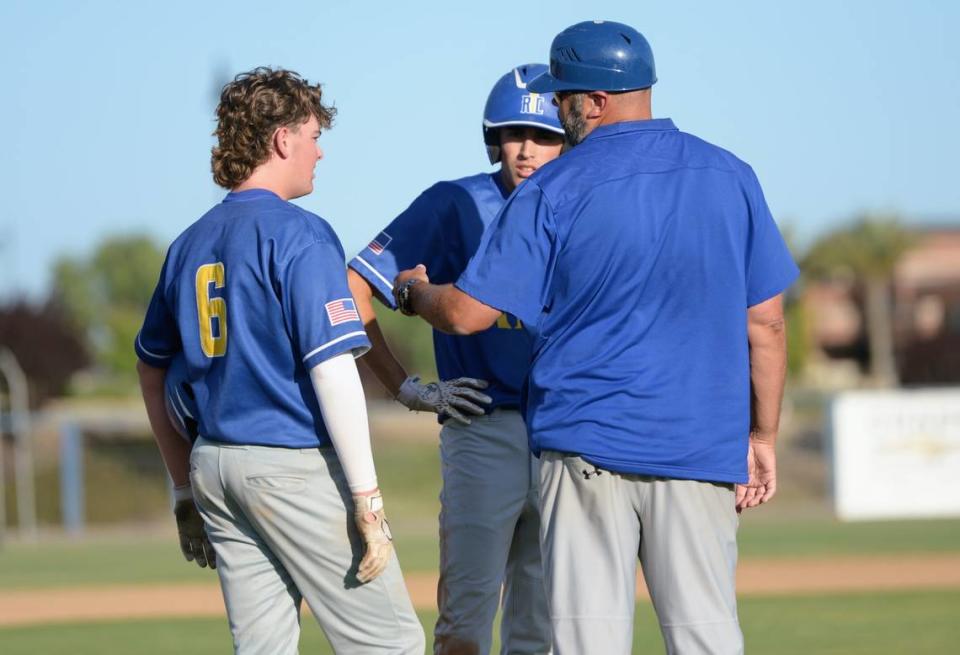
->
<box><xmin>196</xmin><ymin>263</ymin><xmax>227</xmax><ymax>357</ymax></box>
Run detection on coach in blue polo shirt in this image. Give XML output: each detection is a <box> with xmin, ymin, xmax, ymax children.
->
<box><xmin>394</xmin><ymin>20</ymin><xmax>798</xmax><ymax>655</ymax></box>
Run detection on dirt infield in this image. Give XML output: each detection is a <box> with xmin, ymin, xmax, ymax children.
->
<box><xmin>2</xmin><ymin>553</ymin><xmax>959</xmax><ymax>627</ymax></box>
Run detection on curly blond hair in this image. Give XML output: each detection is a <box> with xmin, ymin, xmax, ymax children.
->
<box><xmin>211</xmin><ymin>67</ymin><xmax>336</xmax><ymax>189</ymax></box>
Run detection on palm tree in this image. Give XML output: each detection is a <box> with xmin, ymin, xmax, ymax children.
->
<box><xmin>802</xmin><ymin>216</ymin><xmax>912</xmax><ymax>386</ymax></box>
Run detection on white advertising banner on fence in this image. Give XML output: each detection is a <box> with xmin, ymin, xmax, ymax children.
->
<box><xmin>830</xmin><ymin>388</ymin><xmax>960</xmax><ymax>520</ymax></box>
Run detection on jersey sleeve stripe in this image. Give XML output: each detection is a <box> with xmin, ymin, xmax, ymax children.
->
<box><xmin>136</xmin><ymin>332</ymin><xmax>174</xmax><ymax>360</ymax></box>
<box><xmin>352</xmin><ymin>256</ymin><xmax>393</xmax><ymax>292</ymax></box>
<box><xmin>302</xmin><ymin>331</ymin><xmax>368</xmax><ymax>363</ymax></box>
<box><xmin>168</xmin><ymin>398</ymin><xmax>185</xmax><ymax>426</ymax></box>
<box><xmin>174</xmin><ymin>388</ymin><xmax>194</xmax><ymax>419</ymax></box>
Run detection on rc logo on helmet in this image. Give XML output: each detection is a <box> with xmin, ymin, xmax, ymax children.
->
<box><xmin>520</xmin><ymin>93</ymin><xmax>545</xmax><ymax>115</ymax></box>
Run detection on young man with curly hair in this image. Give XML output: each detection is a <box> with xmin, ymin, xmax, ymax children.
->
<box><xmin>135</xmin><ymin>67</ymin><xmax>424</xmax><ymax>654</ymax></box>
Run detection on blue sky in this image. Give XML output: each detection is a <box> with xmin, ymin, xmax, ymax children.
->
<box><xmin>1</xmin><ymin>0</ymin><xmax>957</xmax><ymax>298</ymax></box>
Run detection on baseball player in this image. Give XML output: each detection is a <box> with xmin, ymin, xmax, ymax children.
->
<box><xmin>394</xmin><ymin>21</ymin><xmax>798</xmax><ymax>655</ymax></box>
<box><xmin>135</xmin><ymin>67</ymin><xmax>424</xmax><ymax>654</ymax></box>
<box><xmin>347</xmin><ymin>64</ymin><xmax>564</xmax><ymax>654</ymax></box>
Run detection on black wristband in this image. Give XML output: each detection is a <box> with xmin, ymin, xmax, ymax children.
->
<box><xmin>397</xmin><ymin>278</ymin><xmax>420</xmax><ymax>316</ymax></box>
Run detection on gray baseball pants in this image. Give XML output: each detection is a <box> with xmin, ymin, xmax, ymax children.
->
<box><xmin>538</xmin><ymin>451</ymin><xmax>742</xmax><ymax>655</ymax></box>
<box><xmin>190</xmin><ymin>437</ymin><xmax>425</xmax><ymax>655</ymax></box>
<box><xmin>434</xmin><ymin>409</ymin><xmax>552</xmax><ymax>654</ymax></box>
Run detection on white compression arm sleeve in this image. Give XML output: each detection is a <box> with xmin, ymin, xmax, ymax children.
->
<box><xmin>309</xmin><ymin>351</ymin><xmax>378</xmax><ymax>493</ymax></box>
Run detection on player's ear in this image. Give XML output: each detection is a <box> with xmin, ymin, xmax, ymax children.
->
<box><xmin>274</xmin><ymin>126</ymin><xmax>291</xmax><ymax>159</ymax></box>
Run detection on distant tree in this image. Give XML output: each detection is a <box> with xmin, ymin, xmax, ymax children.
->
<box><xmin>51</xmin><ymin>234</ymin><xmax>164</xmax><ymax>382</ymax></box>
<box><xmin>0</xmin><ymin>299</ymin><xmax>89</xmax><ymax>406</ymax></box>
<box><xmin>784</xmin><ymin>294</ymin><xmax>809</xmax><ymax>378</ymax></box>
<box><xmin>779</xmin><ymin>224</ymin><xmax>810</xmax><ymax>378</ymax></box>
<box><xmin>802</xmin><ymin>216</ymin><xmax>912</xmax><ymax>385</ymax></box>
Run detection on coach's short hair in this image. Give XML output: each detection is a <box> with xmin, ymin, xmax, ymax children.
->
<box><xmin>211</xmin><ymin>67</ymin><xmax>335</xmax><ymax>189</ymax></box>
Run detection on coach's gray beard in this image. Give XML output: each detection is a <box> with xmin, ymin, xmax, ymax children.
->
<box><xmin>561</xmin><ymin>94</ymin><xmax>588</xmax><ymax>147</ymax></box>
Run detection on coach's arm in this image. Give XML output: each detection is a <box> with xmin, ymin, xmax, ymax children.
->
<box><xmin>394</xmin><ymin>265</ymin><xmax>501</xmax><ymax>335</ymax></box>
<box><xmin>737</xmin><ymin>293</ymin><xmax>788</xmax><ymax>512</ymax></box>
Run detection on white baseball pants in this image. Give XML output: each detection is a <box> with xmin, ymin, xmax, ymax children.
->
<box><xmin>434</xmin><ymin>409</ymin><xmax>552</xmax><ymax>654</ymax></box>
<box><xmin>190</xmin><ymin>437</ymin><xmax>425</xmax><ymax>655</ymax></box>
<box><xmin>538</xmin><ymin>451</ymin><xmax>742</xmax><ymax>655</ymax></box>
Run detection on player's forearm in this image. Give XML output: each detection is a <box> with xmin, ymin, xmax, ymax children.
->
<box><xmin>309</xmin><ymin>352</ymin><xmax>378</xmax><ymax>493</ymax></box>
<box><xmin>747</xmin><ymin>297</ymin><xmax>788</xmax><ymax>443</ymax></box>
<box><xmin>348</xmin><ymin>269</ymin><xmax>408</xmax><ymax>395</ymax></box>
<box><xmin>361</xmin><ymin>319</ymin><xmax>409</xmax><ymax>396</ymax></box>
<box><xmin>360</xmin><ymin>319</ymin><xmax>407</xmax><ymax>398</ymax></box>
<box><xmin>410</xmin><ymin>283</ymin><xmax>497</xmax><ymax>335</ymax></box>
<box><xmin>137</xmin><ymin>360</ymin><xmax>192</xmax><ymax>486</ymax></box>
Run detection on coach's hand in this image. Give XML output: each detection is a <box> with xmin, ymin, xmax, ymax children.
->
<box><xmin>735</xmin><ymin>437</ymin><xmax>777</xmax><ymax>513</ymax></box>
<box><xmin>353</xmin><ymin>489</ymin><xmax>393</xmax><ymax>583</ymax></box>
<box><xmin>173</xmin><ymin>484</ymin><xmax>216</xmax><ymax>569</ymax></box>
<box><xmin>393</xmin><ymin>265</ymin><xmax>430</xmax><ymax>315</ymax></box>
<box><xmin>397</xmin><ymin>375</ymin><xmax>492</xmax><ymax>425</ymax></box>
<box><xmin>394</xmin><ymin>264</ymin><xmax>430</xmax><ymax>287</ymax></box>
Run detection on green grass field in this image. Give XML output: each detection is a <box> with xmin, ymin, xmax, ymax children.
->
<box><xmin>1</xmin><ymin>438</ymin><xmax>958</xmax><ymax>589</ymax></box>
<box><xmin>2</xmin><ymin>514</ymin><xmax>959</xmax><ymax>589</ymax></box>
<box><xmin>2</xmin><ymin>590</ymin><xmax>958</xmax><ymax>654</ymax></box>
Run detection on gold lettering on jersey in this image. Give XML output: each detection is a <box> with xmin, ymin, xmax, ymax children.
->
<box><xmin>495</xmin><ymin>313</ymin><xmax>523</xmax><ymax>330</ymax></box>
<box><xmin>196</xmin><ymin>262</ymin><xmax>227</xmax><ymax>357</ymax></box>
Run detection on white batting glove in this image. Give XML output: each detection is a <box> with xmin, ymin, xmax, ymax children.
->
<box><xmin>396</xmin><ymin>375</ymin><xmax>492</xmax><ymax>425</ymax></box>
<box><xmin>353</xmin><ymin>489</ymin><xmax>393</xmax><ymax>583</ymax></box>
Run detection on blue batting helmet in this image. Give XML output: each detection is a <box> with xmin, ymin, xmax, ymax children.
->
<box><xmin>164</xmin><ymin>354</ymin><xmax>199</xmax><ymax>444</ymax></box>
<box><xmin>483</xmin><ymin>63</ymin><xmax>564</xmax><ymax>165</ymax></box>
<box><xmin>528</xmin><ymin>21</ymin><xmax>657</xmax><ymax>93</ymax></box>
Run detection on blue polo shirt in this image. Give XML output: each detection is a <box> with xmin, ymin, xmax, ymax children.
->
<box><xmin>349</xmin><ymin>173</ymin><xmax>532</xmax><ymax>409</ymax></box>
<box><xmin>457</xmin><ymin>120</ymin><xmax>799</xmax><ymax>483</ymax></box>
<box><xmin>135</xmin><ymin>189</ymin><xmax>370</xmax><ymax>448</ymax></box>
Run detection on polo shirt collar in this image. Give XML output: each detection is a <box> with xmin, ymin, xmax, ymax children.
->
<box><xmin>583</xmin><ymin>118</ymin><xmax>677</xmax><ymax>143</ymax></box>
<box><xmin>222</xmin><ymin>188</ymin><xmax>281</xmax><ymax>203</ymax></box>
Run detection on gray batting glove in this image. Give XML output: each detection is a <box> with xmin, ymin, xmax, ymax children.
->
<box><xmin>173</xmin><ymin>484</ymin><xmax>216</xmax><ymax>569</ymax></box>
<box><xmin>396</xmin><ymin>375</ymin><xmax>492</xmax><ymax>425</ymax></box>
<box><xmin>353</xmin><ymin>489</ymin><xmax>393</xmax><ymax>583</ymax></box>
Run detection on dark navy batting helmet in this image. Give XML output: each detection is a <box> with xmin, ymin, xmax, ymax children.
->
<box><xmin>164</xmin><ymin>355</ymin><xmax>199</xmax><ymax>444</ymax></box>
<box><xmin>528</xmin><ymin>21</ymin><xmax>657</xmax><ymax>93</ymax></box>
<box><xmin>483</xmin><ymin>63</ymin><xmax>564</xmax><ymax>165</ymax></box>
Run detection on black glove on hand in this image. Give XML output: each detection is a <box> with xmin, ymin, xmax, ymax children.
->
<box><xmin>174</xmin><ymin>484</ymin><xmax>216</xmax><ymax>569</ymax></box>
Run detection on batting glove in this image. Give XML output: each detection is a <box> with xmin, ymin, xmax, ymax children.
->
<box><xmin>173</xmin><ymin>484</ymin><xmax>216</xmax><ymax>569</ymax></box>
<box><xmin>353</xmin><ymin>489</ymin><xmax>393</xmax><ymax>583</ymax></box>
<box><xmin>396</xmin><ymin>375</ymin><xmax>492</xmax><ymax>425</ymax></box>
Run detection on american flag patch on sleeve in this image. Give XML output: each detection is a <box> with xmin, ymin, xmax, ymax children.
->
<box><xmin>325</xmin><ymin>298</ymin><xmax>360</xmax><ymax>326</ymax></box>
<box><xmin>367</xmin><ymin>231</ymin><xmax>392</xmax><ymax>255</ymax></box>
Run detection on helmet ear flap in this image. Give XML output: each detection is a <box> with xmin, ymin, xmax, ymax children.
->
<box><xmin>484</xmin><ymin>126</ymin><xmax>501</xmax><ymax>164</ymax></box>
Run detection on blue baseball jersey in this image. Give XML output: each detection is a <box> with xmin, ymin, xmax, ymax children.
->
<box><xmin>349</xmin><ymin>173</ymin><xmax>531</xmax><ymax>409</ymax></box>
<box><xmin>135</xmin><ymin>188</ymin><xmax>370</xmax><ymax>448</ymax></box>
<box><xmin>164</xmin><ymin>353</ymin><xmax>198</xmax><ymax>443</ymax></box>
<box><xmin>457</xmin><ymin>120</ymin><xmax>799</xmax><ymax>484</ymax></box>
